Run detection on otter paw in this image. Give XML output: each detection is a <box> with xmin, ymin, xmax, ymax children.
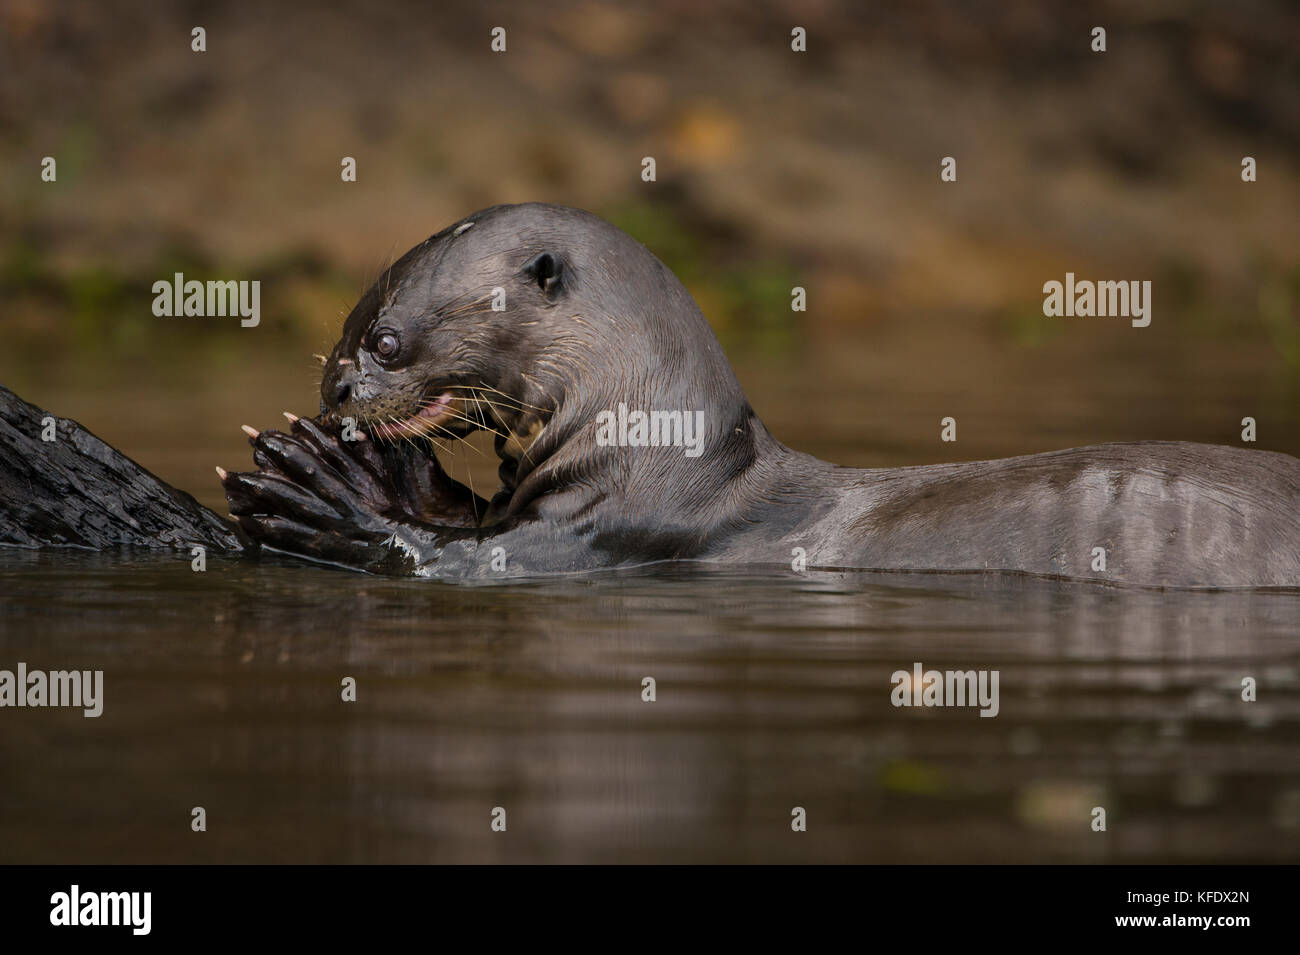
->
<box><xmin>223</xmin><ymin>419</ymin><xmax>403</xmax><ymax>536</ymax></box>
<box><xmin>219</xmin><ymin>414</ymin><xmax>488</xmax><ymax>563</ymax></box>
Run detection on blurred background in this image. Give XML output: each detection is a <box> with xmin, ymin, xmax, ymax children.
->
<box><xmin>1</xmin><ymin>0</ymin><xmax>1297</xmax><ymax>509</ymax></box>
<box><xmin>2</xmin><ymin>1</ymin><xmax>1299</xmax><ymax>866</ymax></box>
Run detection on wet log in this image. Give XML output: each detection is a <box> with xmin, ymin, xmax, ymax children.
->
<box><xmin>0</xmin><ymin>383</ymin><xmax>244</xmax><ymax>552</ymax></box>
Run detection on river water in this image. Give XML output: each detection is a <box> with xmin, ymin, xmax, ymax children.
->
<box><xmin>2</xmin><ymin>339</ymin><xmax>1299</xmax><ymax>863</ymax></box>
<box><xmin>2</xmin><ymin>548</ymin><xmax>1298</xmax><ymax>863</ymax></box>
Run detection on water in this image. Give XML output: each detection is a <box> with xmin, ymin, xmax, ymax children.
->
<box><xmin>2</xmin><ymin>548</ymin><xmax>1298</xmax><ymax>863</ymax></box>
<box><xmin>3</xmin><ymin>331</ymin><xmax>1300</xmax><ymax>862</ymax></box>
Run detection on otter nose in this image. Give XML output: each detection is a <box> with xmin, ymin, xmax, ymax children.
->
<box><xmin>321</xmin><ymin>360</ymin><xmax>357</xmax><ymax>413</ymax></box>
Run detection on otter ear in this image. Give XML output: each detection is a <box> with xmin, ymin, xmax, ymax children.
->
<box><xmin>521</xmin><ymin>252</ymin><xmax>567</xmax><ymax>299</ymax></box>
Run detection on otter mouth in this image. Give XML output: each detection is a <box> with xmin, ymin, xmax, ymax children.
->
<box><xmin>365</xmin><ymin>391</ymin><xmax>464</xmax><ymax>442</ymax></box>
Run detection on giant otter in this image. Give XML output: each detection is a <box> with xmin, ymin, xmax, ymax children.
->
<box><xmin>216</xmin><ymin>203</ymin><xmax>1300</xmax><ymax>588</ymax></box>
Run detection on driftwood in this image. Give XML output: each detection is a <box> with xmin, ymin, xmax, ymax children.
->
<box><xmin>0</xmin><ymin>383</ymin><xmax>244</xmax><ymax>552</ymax></box>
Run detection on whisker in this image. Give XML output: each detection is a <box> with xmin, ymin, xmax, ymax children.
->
<box><xmin>433</xmin><ymin>422</ymin><xmax>489</xmax><ymax>457</ymax></box>
<box><xmin>468</xmin><ymin>394</ymin><xmax>540</xmax><ymax>467</ymax></box>
<box><xmin>447</xmin><ymin>383</ymin><xmax>549</xmax><ymax>414</ymax></box>
<box><xmin>436</xmin><ymin>405</ymin><xmax>509</xmax><ymax>442</ymax></box>
<box><xmin>423</xmin><ymin>433</ymin><xmax>455</xmax><ymax>457</ymax></box>
<box><xmin>392</xmin><ymin>409</ymin><xmax>476</xmax><ymax>460</ymax></box>
<box><xmin>452</xmin><ymin>439</ymin><xmax>481</xmax><ymax>525</ymax></box>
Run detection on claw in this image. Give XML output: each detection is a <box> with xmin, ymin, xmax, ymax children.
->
<box><xmin>215</xmin><ymin>466</ymin><xmax>229</xmax><ymax>480</ymax></box>
<box><xmin>241</xmin><ymin>425</ymin><xmax>260</xmax><ymax>439</ymax></box>
<box><xmin>283</xmin><ymin>412</ymin><xmax>300</xmax><ymax>423</ymax></box>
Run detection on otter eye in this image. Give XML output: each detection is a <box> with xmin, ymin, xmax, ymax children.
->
<box><xmin>374</xmin><ymin>332</ymin><xmax>400</xmax><ymax>361</ymax></box>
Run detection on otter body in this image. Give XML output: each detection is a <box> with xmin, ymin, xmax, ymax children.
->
<box><xmin>219</xmin><ymin>204</ymin><xmax>1300</xmax><ymax>588</ymax></box>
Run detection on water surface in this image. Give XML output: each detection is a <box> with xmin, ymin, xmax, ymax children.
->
<box><xmin>2</xmin><ymin>548</ymin><xmax>1297</xmax><ymax>863</ymax></box>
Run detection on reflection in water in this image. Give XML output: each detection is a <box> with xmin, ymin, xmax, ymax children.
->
<box><xmin>1</xmin><ymin>550</ymin><xmax>1297</xmax><ymax>863</ymax></box>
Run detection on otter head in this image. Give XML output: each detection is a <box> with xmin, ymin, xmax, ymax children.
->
<box><xmin>320</xmin><ymin>205</ymin><xmax>585</xmax><ymax>460</ymax></box>
<box><xmin>319</xmin><ymin>203</ymin><xmax>755</xmax><ymax>516</ymax></box>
